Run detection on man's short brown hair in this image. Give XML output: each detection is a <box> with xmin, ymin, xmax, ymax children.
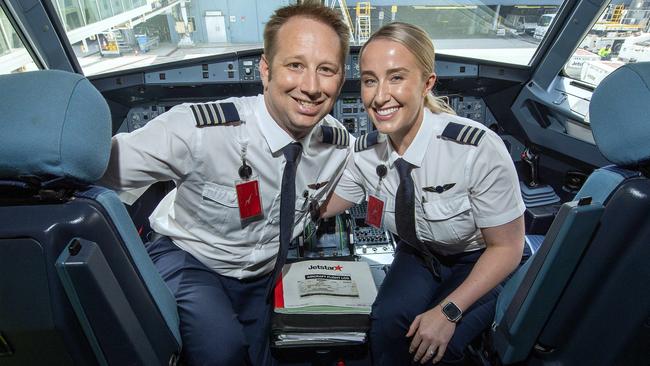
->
<box><xmin>263</xmin><ymin>3</ymin><xmax>350</xmax><ymax>68</ymax></box>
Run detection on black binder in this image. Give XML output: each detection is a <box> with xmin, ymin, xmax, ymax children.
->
<box><xmin>271</xmin><ymin>258</ymin><xmax>372</xmax><ymax>349</ymax></box>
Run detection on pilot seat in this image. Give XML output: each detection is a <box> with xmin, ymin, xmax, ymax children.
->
<box><xmin>0</xmin><ymin>70</ymin><xmax>181</xmax><ymax>365</ymax></box>
<box><xmin>490</xmin><ymin>62</ymin><xmax>650</xmax><ymax>365</ymax></box>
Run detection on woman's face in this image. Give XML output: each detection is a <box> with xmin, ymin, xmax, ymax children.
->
<box><xmin>360</xmin><ymin>39</ymin><xmax>435</xmax><ymax>139</ymax></box>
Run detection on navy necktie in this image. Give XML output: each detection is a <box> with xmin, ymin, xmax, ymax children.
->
<box><xmin>268</xmin><ymin>142</ymin><xmax>302</xmax><ymax>299</ymax></box>
<box><xmin>394</xmin><ymin>158</ymin><xmax>419</xmax><ymax>246</ymax></box>
<box><xmin>394</xmin><ymin>158</ymin><xmax>441</xmax><ymax>279</ymax></box>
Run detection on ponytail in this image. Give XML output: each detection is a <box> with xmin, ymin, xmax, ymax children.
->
<box><xmin>425</xmin><ymin>94</ymin><xmax>456</xmax><ymax>115</ymax></box>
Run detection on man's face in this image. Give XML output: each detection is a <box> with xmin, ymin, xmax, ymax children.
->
<box><xmin>260</xmin><ymin>16</ymin><xmax>344</xmax><ymax>139</ymax></box>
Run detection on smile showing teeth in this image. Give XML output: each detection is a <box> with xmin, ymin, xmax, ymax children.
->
<box><xmin>296</xmin><ymin>99</ymin><xmax>319</xmax><ymax>107</ymax></box>
<box><xmin>376</xmin><ymin>107</ymin><xmax>399</xmax><ymax>116</ymax></box>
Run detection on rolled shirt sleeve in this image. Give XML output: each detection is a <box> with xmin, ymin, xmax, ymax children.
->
<box><xmin>100</xmin><ymin>104</ymin><xmax>197</xmax><ymax>190</ymax></box>
<box><xmin>467</xmin><ymin>130</ymin><xmax>525</xmax><ymax>228</ymax></box>
<box><xmin>334</xmin><ymin>153</ymin><xmax>367</xmax><ymax>205</ymax></box>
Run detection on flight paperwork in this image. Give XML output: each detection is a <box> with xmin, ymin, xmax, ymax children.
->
<box><xmin>274</xmin><ymin>260</ymin><xmax>378</xmax><ymax>315</ymax></box>
<box><xmin>272</xmin><ymin>259</ymin><xmax>378</xmax><ymax>347</ymax></box>
<box><xmin>274</xmin><ymin>332</ymin><xmax>369</xmax><ymax>347</ymax></box>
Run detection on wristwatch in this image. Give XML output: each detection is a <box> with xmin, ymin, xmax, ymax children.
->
<box><xmin>441</xmin><ymin>301</ymin><xmax>462</xmax><ymax>323</ymax></box>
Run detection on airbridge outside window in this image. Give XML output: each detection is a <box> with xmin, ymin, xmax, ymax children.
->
<box><xmin>0</xmin><ymin>8</ymin><xmax>39</xmax><ymax>75</ymax></box>
<box><xmin>45</xmin><ymin>0</ymin><xmax>565</xmax><ymax>76</ymax></box>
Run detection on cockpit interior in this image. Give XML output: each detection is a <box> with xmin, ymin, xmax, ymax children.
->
<box><xmin>0</xmin><ymin>0</ymin><xmax>649</xmax><ymax>365</ymax></box>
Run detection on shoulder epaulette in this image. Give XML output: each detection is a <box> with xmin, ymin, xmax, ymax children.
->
<box><xmin>354</xmin><ymin>131</ymin><xmax>380</xmax><ymax>152</ymax></box>
<box><xmin>190</xmin><ymin>102</ymin><xmax>240</xmax><ymax>127</ymax></box>
<box><xmin>441</xmin><ymin>122</ymin><xmax>486</xmax><ymax>146</ymax></box>
<box><xmin>320</xmin><ymin>125</ymin><xmax>350</xmax><ymax>147</ymax></box>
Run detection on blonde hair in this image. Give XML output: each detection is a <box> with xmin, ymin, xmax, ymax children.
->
<box><xmin>359</xmin><ymin>22</ymin><xmax>456</xmax><ymax>115</ymax></box>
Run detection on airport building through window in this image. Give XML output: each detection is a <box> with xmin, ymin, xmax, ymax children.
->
<box><xmin>9</xmin><ymin>0</ymin><xmax>649</xmax><ymax>80</ymax></box>
<box><xmin>46</xmin><ymin>0</ymin><xmax>566</xmax><ymax>76</ymax></box>
<box><xmin>0</xmin><ymin>7</ymin><xmax>38</xmax><ymax>74</ymax></box>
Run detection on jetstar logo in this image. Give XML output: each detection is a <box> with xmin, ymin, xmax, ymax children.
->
<box><xmin>308</xmin><ymin>264</ymin><xmax>343</xmax><ymax>271</ymax></box>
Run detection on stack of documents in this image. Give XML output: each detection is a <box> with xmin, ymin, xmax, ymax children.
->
<box><xmin>273</xmin><ymin>260</ymin><xmax>377</xmax><ymax>314</ymax></box>
<box><xmin>272</xmin><ymin>259</ymin><xmax>377</xmax><ymax>347</ymax></box>
<box><xmin>274</xmin><ymin>332</ymin><xmax>368</xmax><ymax>346</ymax></box>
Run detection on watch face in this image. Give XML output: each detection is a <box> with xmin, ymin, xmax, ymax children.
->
<box><xmin>442</xmin><ymin>302</ymin><xmax>462</xmax><ymax>322</ymax></box>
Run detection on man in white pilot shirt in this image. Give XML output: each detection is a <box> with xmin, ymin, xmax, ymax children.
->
<box><xmin>100</xmin><ymin>4</ymin><xmax>352</xmax><ymax>365</ymax></box>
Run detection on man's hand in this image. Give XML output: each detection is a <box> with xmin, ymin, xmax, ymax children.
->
<box><xmin>406</xmin><ymin>307</ymin><xmax>456</xmax><ymax>364</ymax></box>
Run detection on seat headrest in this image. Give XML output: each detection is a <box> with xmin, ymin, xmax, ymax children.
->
<box><xmin>590</xmin><ymin>62</ymin><xmax>650</xmax><ymax>166</ymax></box>
<box><xmin>0</xmin><ymin>70</ymin><xmax>111</xmax><ymax>183</ymax></box>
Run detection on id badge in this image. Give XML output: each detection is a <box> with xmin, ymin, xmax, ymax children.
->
<box><xmin>366</xmin><ymin>193</ymin><xmax>386</xmax><ymax>229</ymax></box>
<box><xmin>235</xmin><ymin>178</ymin><xmax>263</xmax><ymax>222</ymax></box>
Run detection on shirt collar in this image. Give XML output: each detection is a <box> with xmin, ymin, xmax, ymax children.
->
<box><xmin>386</xmin><ymin>109</ymin><xmax>435</xmax><ymax>168</ymax></box>
<box><xmin>257</xmin><ymin>94</ymin><xmax>295</xmax><ymax>154</ymax></box>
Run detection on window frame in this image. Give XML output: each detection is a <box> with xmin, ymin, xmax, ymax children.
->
<box><xmin>1</xmin><ymin>0</ymin><xmax>48</xmax><ymax>71</ymax></box>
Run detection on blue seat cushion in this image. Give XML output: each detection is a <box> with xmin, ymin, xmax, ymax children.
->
<box><xmin>0</xmin><ymin>70</ymin><xmax>111</xmax><ymax>182</ymax></box>
<box><xmin>574</xmin><ymin>165</ymin><xmax>640</xmax><ymax>205</ymax></box>
<box><xmin>590</xmin><ymin>62</ymin><xmax>650</xmax><ymax>166</ymax></box>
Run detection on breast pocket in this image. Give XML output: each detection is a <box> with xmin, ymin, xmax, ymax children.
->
<box><xmin>198</xmin><ymin>182</ymin><xmax>240</xmax><ymax>230</ymax></box>
<box><xmin>422</xmin><ymin>195</ymin><xmax>475</xmax><ymax>244</ymax></box>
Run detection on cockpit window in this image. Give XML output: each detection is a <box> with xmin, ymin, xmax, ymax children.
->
<box><xmin>563</xmin><ymin>2</ymin><xmax>650</xmax><ymax>87</ymax></box>
<box><xmin>0</xmin><ymin>7</ymin><xmax>39</xmax><ymax>75</ymax></box>
<box><xmin>46</xmin><ymin>0</ymin><xmax>564</xmax><ymax>76</ymax></box>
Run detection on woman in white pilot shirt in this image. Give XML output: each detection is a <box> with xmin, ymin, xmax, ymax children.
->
<box><xmin>321</xmin><ymin>23</ymin><xmax>526</xmax><ymax>365</ymax></box>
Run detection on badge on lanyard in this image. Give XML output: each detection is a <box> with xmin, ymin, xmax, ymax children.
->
<box><xmin>366</xmin><ymin>193</ymin><xmax>386</xmax><ymax>229</ymax></box>
<box><xmin>235</xmin><ymin>159</ymin><xmax>263</xmax><ymax>222</ymax></box>
<box><xmin>366</xmin><ymin>164</ymin><xmax>388</xmax><ymax>229</ymax></box>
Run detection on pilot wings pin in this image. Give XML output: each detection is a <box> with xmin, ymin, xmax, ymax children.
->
<box><xmin>423</xmin><ymin>183</ymin><xmax>456</xmax><ymax>194</ymax></box>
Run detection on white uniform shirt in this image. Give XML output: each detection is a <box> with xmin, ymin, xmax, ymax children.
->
<box><xmin>102</xmin><ymin>94</ymin><xmax>351</xmax><ymax>279</ymax></box>
<box><xmin>335</xmin><ymin>109</ymin><xmax>525</xmax><ymax>255</ymax></box>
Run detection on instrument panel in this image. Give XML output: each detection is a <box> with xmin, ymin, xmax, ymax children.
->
<box><xmin>101</xmin><ymin>48</ymin><xmax>503</xmax><ymax>135</ymax></box>
<box><xmin>129</xmin><ymin>50</ymin><xmax>479</xmax><ymax>85</ymax></box>
<box><xmin>123</xmin><ymin>94</ymin><xmax>495</xmax><ymax>133</ymax></box>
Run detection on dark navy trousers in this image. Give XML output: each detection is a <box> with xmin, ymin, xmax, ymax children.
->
<box><xmin>370</xmin><ymin>242</ymin><xmax>501</xmax><ymax>365</ymax></box>
<box><xmin>145</xmin><ymin>236</ymin><xmax>276</xmax><ymax>366</ymax></box>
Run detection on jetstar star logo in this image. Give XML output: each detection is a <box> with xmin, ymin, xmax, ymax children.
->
<box><xmin>308</xmin><ymin>264</ymin><xmax>344</xmax><ymax>271</ymax></box>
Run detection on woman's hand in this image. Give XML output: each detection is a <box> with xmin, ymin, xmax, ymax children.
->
<box><xmin>404</xmin><ymin>215</ymin><xmax>525</xmax><ymax>364</ymax></box>
<box><xmin>406</xmin><ymin>306</ymin><xmax>456</xmax><ymax>364</ymax></box>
